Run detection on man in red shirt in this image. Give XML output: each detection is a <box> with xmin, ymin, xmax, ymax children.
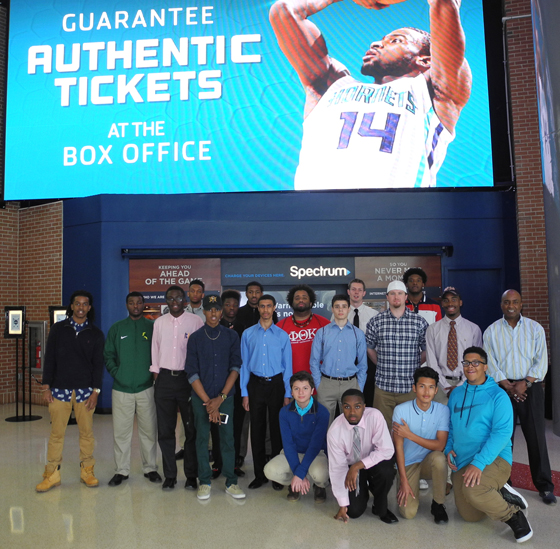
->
<box><xmin>277</xmin><ymin>285</ymin><xmax>330</xmax><ymax>375</ymax></box>
<box><xmin>403</xmin><ymin>268</ymin><xmax>442</xmax><ymax>326</ymax></box>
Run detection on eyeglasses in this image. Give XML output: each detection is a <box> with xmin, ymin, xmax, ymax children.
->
<box><xmin>461</xmin><ymin>360</ymin><xmax>487</xmax><ymax>367</ymax></box>
<box><xmin>166</xmin><ymin>296</ymin><xmax>184</xmax><ymax>303</ymax></box>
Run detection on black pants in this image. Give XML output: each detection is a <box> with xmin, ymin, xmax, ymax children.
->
<box><xmin>347</xmin><ymin>459</ymin><xmax>395</xmax><ymax>519</ymax></box>
<box><xmin>511</xmin><ymin>382</ymin><xmax>554</xmax><ymax>493</ymax></box>
<box><xmin>233</xmin><ymin>376</ymin><xmax>247</xmax><ymax>461</ymax></box>
<box><xmin>363</xmin><ymin>357</ymin><xmax>377</xmax><ymax>408</ymax></box>
<box><xmin>154</xmin><ymin>370</ymin><xmax>197</xmax><ymax>479</ymax></box>
<box><xmin>247</xmin><ymin>373</ymin><xmax>284</xmax><ymax>479</ymax></box>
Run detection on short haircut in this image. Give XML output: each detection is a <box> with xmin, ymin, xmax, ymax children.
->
<box><xmin>221</xmin><ymin>289</ymin><xmax>241</xmax><ymax>303</ymax></box>
<box><xmin>403</xmin><ymin>27</ymin><xmax>431</xmax><ymax>56</ymax></box>
<box><xmin>258</xmin><ymin>294</ymin><xmax>276</xmax><ymax>306</ymax></box>
<box><xmin>290</xmin><ymin>371</ymin><xmax>315</xmax><ymax>390</ymax></box>
<box><xmin>414</xmin><ymin>366</ymin><xmax>439</xmax><ymax>385</ymax></box>
<box><xmin>331</xmin><ymin>294</ymin><xmax>350</xmax><ymax>307</ymax></box>
<box><xmin>246</xmin><ymin>281</ymin><xmax>264</xmax><ymax>292</ymax></box>
<box><xmin>286</xmin><ymin>284</ymin><xmax>316</xmax><ymax>308</ymax></box>
<box><xmin>348</xmin><ymin>278</ymin><xmax>366</xmax><ymax>291</ymax></box>
<box><xmin>341</xmin><ymin>388</ymin><xmax>365</xmax><ymax>404</ymax></box>
<box><xmin>166</xmin><ymin>285</ymin><xmax>185</xmax><ymax>299</ymax></box>
<box><xmin>403</xmin><ymin>267</ymin><xmax>427</xmax><ymax>284</ymax></box>
<box><xmin>463</xmin><ymin>346</ymin><xmax>488</xmax><ymax>362</ymax></box>
<box><xmin>189</xmin><ymin>279</ymin><xmax>205</xmax><ymax>291</ymax></box>
<box><xmin>126</xmin><ymin>291</ymin><xmax>144</xmax><ymax>303</ymax></box>
<box><xmin>66</xmin><ymin>290</ymin><xmax>95</xmax><ymax>322</ymax></box>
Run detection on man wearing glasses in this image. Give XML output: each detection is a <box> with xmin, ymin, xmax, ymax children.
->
<box><xmin>151</xmin><ymin>285</ymin><xmax>203</xmax><ymax>490</ymax></box>
<box><xmin>445</xmin><ymin>346</ymin><xmax>533</xmax><ymax>543</ymax></box>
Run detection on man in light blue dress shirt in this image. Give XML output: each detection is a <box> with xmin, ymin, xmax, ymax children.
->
<box><xmin>241</xmin><ymin>294</ymin><xmax>292</xmax><ymax>489</ymax></box>
<box><xmin>310</xmin><ymin>294</ymin><xmax>367</xmax><ymax>425</ymax></box>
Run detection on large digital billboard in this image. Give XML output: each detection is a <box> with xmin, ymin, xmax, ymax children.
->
<box><xmin>4</xmin><ymin>0</ymin><xmax>493</xmax><ymax>199</ymax></box>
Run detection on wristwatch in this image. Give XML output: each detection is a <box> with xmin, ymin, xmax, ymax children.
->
<box><xmin>219</xmin><ymin>393</ymin><xmax>227</xmax><ymax>401</ymax></box>
<box><xmin>93</xmin><ymin>388</ymin><xmax>101</xmax><ymax>394</ymax></box>
<box><xmin>524</xmin><ymin>378</ymin><xmax>533</xmax><ymax>388</ymax></box>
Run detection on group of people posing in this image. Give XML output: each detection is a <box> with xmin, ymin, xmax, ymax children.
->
<box><xmin>37</xmin><ymin>269</ymin><xmax>555</xmax><ymax>544</ymax></box>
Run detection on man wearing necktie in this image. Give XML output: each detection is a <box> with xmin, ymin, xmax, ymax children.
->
<box><xmin>327</xmin><ymin>389</ymin><xmax>396</xmax><ymax>524</ymax></box>
<box><xmin>426</xmin><ymin>287</ymin><xmax>483</xmax><ymax>404</ymax></box>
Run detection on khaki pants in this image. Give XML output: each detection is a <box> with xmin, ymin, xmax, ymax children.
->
<box><xmin>398</xmin><ymin>451</ymin><xmax>447</xmax><ymax>519</ymax></box>
<box><xmin>264</xmin><ymin>450</ymin><xmax>329</xmax><ymax>488</ymax></box>
<box><xmin>47</xmin><ymin>392</ymin><xmax>95</xmax><ymax>472</ymax></box>
<box><xmin>452</xmin><ymin>457</ymin><xmax>518</xmax><ymax>522</ymax></box>
<box><xmin>316</xmin><ymin>376</ymin><xmax>360</xmax><ymax>426</ymax></box>
<box><xmin>373</xmin><ymin>386</ymin><xmax>415</xmax><ymax>431</ymax></box>
<box><xmin>112</xmin><ymin>387</ymin><xmax>158</xmax><ymax>476</ymax></box>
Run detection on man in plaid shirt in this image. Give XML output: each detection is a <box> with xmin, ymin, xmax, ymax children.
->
<box><xmin>366</xmin><ymin>281</ymin><xmax>429</xmax><ymax>430</ymax></box>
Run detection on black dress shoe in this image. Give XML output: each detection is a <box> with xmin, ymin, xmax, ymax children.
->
<box><xmin>248</xmin><ymin>477</ymin><xmax>269</xmax><ymax>489</ymax></box>
<box><xmin>272</xmin><ymin>481</ymin><xmax>283</xmax><ymax>491</ymax></box>
<box><xmin>162</xmin><ymin>477</ymin><xmax>177</xmax><ymax>490</ymax></box>
<box><xmin>144</xmin><ymin>471</ymin><xmax>162</xmax><ymax>483</ymax></box>
<box><xmin>175</xmin><ymin>449</ymin><xmax>184</xmax><ymax>461</ymax></box>
<box><xmin>234</xmin><ymin>467</ymin><xmax>245</xmax><ymax>478</ymax></box>
<box><xmin>211</xmin><ymin>468</ymin><xmax>221</xmax><ymax>480</ymax></box>
<box><xmin>235</xmin><ymin>456</ymin><xmax>245</xmax><ymax>468</ymax></box>
<box><xmin>372</xmin><ymin>508</ymin><xmax>399</xmax><ymax>524</ymax></box>
<box><xmin>185</xmin><ymin>477</ymin><xmax>198</xmax><ymax>490</ymax></box>
<box><xmin>108</xmin><ymin>474</ymin><xmax>129</xmax><ymax>486</ymax></box>
<box><xmin>431</xmin><ymin>500</ymin><xmax>449</xmax><ymax>524</ymax></box>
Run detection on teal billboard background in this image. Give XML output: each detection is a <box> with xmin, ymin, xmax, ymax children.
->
<box><xmin>5</xmin><ymin>0</ymin><xmax>492</xmax><ymax>199</ymax></box>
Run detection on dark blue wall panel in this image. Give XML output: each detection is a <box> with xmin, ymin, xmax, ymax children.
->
<box><xmin>63</xmin><ymin>190</ymin><xmax>519</xmax><ymax>408</ymax></box>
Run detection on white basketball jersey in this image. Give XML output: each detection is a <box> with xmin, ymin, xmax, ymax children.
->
<box><xmin>294</xmin><ymin>74</ymin><xmax>453</xmax><ymax>190</ymax></box>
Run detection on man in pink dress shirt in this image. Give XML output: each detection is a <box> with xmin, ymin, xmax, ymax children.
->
<box><xmin>327</xmin><ymin>389</ymin><xmax>397</xmax><ymax>524</ymax></box>
<box><xmin>151</xmin><ymin>285</ymin><xmax>204</xmax><ymax>490</ymax></box>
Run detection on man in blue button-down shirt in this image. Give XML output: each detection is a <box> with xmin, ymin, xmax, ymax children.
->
<box><xmin>310</xmin><ymin>294</ymin><xmax>367</xmax><ymax>425</ymax></box>
<box><xmin>241</xmin><ymin>294</ymin><xmax>292</xmax><ymax>489</ymax></box>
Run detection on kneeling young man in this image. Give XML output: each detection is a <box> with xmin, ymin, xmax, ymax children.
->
<box><xmin>264</xmin><ymin>371</ymin><xmax>330</xmax><ymax>503</ymax></box>
<box><xmin>393</xmin><ymin>367</ymin><xmax>449</xmax><ymax>523</ymax></box>
<box><xmin>328</xmin><ymin>389</ymin><xmax>396</xmax><ymax>524</ymax></box>
<box><xmin>445</xmin><ymin>347</ymin><xmax>532</xmax><ymax>543</ymax></box>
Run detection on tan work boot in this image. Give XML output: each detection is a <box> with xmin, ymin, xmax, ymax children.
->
<box><xmin>36</xmin><ymin>466</ymin><xmax>61</xmax><ymax>492</ymax></box>
<box><xmin>80</xmin><ymin>463</ymin><xmax>99</xmax><ymax>487</ymax></box>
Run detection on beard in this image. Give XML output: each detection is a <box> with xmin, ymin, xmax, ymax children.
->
<box><xmin>294</xmin><ymin>302</ymin><xmax>312</xmax><ymax>313</ymax></box>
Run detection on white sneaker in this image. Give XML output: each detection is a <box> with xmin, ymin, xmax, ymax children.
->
<box><xmin>197</xmin><ymin>484</ymin><xmax>211</xmax><ymax>500</ymax></box>
<box><xmin>225</xmin><ymin>484</ymin><xmax>246</xmax><ymax>499</ymax></box>
<box><xmin>419</xmin><ymin>479</ymin><xmax>429</xmax><ymax>490</ymax></box>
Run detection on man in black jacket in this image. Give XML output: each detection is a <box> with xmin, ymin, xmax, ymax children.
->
<box><xmin>36</xmin><ymin>291</ymin><xmax>105</xmax><ymax>492</ymax></box>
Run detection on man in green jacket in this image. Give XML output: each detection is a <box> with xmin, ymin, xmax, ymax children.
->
<box><xmin>105</xmin><ymin>292</ymin><xmax>162</xmax><ymax>486</ymax></box>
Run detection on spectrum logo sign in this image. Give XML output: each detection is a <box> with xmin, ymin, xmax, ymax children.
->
<box><xmin>290</xmin><ymin>265</ymin><xmax>352</xmax><ymax>280</ymax></box>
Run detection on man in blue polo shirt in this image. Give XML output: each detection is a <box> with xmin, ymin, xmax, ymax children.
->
<box><xmin>392</xmin><ymin>367</ymin><xmax>449</xmax><ymax>524</ymax></box>
<box><xmin>240</xmin><ymin>294</ymin><xmax>292</xmax><ymax>490</ymax></box>
<box><xmin>310</xmin><ymin>294</ymin><xmax>367</xmax><ymax>426</ymax></box>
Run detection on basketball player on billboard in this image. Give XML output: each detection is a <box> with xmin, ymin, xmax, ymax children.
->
<box><xmin>270</xmin><ymin>0</ymin><xmax>472</xmax><ymax>189</ymax></box>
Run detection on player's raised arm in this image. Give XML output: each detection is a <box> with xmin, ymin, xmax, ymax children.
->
<box><xmin>271</xmin><ymin>0</ymin><xmax>360</xmax><ymax>113</ymax></box>
<box><xmin>428</xmin><ymin>0</ymin><xmax>472</xmax><ymax>131</ymax></box>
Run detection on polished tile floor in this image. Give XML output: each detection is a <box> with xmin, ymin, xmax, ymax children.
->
<box><xmin>2</xmin><ymin>402</ymin><xmax>559</xmax><ymax>549</ymax></box>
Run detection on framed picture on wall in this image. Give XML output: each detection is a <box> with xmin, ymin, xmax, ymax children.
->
<box><xmin>4</xmin><ymin>306</ymin><xmax>26</xmax><ymax>339</ymax></box>
<box><xmin>48</xmin><ymin>306</ymin><xmax>67</xmax><ymax>327</ymax></box>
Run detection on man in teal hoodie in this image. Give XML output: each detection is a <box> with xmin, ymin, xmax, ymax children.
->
<box><xmin>445</xmin><ymin>346</ymin><xmax>532</xmax><ymax>543</ymax></box>
<box><xmin>105</xmin><ymin>292</ymin><xmax>161</xmax><ymax>486</ymax></box>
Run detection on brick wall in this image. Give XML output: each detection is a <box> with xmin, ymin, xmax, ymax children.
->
<box><xmin>504</xmin><ymin>0</ymin><xmax>549</xmax><ymax>336</ymax></box>
<box><xmin>0</xmin><ymin>202</ymin><xmax>63</xmax><ymax>405</ymax></box>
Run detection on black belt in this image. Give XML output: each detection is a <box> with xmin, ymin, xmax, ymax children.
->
<box><xmin>159</xmin><ymin>368</ymin><xmax>185</xmax><ymax>377</ymax></box>
<box><xmin>445</xmin><ymin>375</ymin><xmax>462</xmax><ymax>380</ymax></box>
<box><xmin>321</xmin><ymin>373</ymin><xmax>357</xmax><ymax>381</ymax></box>
<box><xmin>251</xmin><ymin>373</ymin><xmax>282</xmax><ymax>382</ymax></box>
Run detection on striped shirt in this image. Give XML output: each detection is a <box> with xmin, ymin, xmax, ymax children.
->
<box><xmin>365</xmin><ymin>308</ymin><xmax>428</xmax><ymax>393</ymax></box>
<box><xmin>483</xmin><ymin>315</ymin><xmax>548</xmax><ymax>382</ymax></box>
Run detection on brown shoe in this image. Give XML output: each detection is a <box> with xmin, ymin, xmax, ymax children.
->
<box><xmin>287</xmin><ymin>487</ymin><xmax>300</xmax><ymax>502</ymax></box>
<box><xmin>80</xmin><ymin>463</ymin><xmax>99</xmax><ymax>488</ymax></box>
<box><xmin>36</xmin><ymin>466</ymin><xmax>61</xmax><ymax>492</ymax></box>
<box><xmin>446</xmin><ymin>482</ymin><xmax>453</xmax><ymax>496</ymax></box>
<box><xmin>313</xmin><ymin>484</ymin><xmax>327</xmax><ymax>504</ymax></box>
